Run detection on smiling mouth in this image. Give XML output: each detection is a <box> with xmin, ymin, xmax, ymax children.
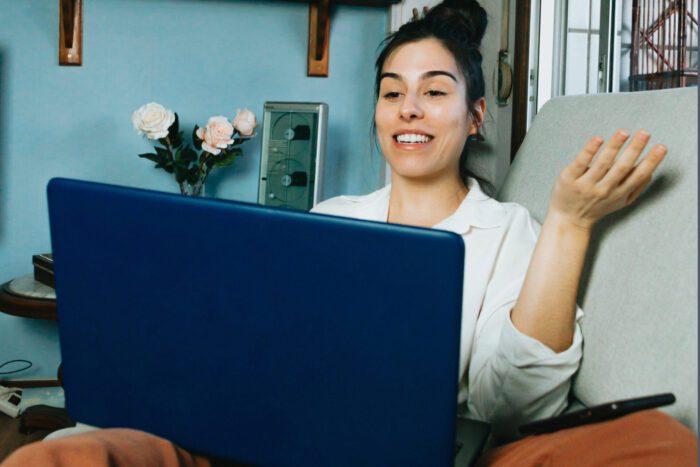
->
<box><xmin>394</xmin><ymin>133</ymin><xmax>434</xmax><ymax>144</ymax></box>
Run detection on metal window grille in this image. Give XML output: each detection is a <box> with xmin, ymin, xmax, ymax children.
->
<box><xmin>630</xmin><ymin>0</ymin><xmax>698</xmax><ymax>90</ymax></box>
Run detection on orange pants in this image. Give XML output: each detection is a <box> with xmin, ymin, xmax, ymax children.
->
<box><xmin>3</xmin><ymin>410</ymin><xmax>697</xmax><ymax>467</ymax></box>
<box><xmin>477</xmin><ymin>410</ymin><xmax>697</xmax><ymax>467</ymax></box>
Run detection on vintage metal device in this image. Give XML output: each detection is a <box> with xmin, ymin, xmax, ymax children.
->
<box><xmin>257</xmin><ymin>102</ymin><xmax>328</xmax><ymax>211</ymax></box>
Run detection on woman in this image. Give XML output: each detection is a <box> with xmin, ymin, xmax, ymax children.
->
<box><xmin>315</xmin><ymin>0</ymin><xmax>663</xmax><ymax>439</ymax></box>
<box><xmin>3</xmin><ymin>1</ymin><xmax>694</xmax><ymax>466</ymax></box>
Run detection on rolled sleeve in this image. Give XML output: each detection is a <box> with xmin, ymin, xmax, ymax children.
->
<box><xmin>498</xmin><ymin>306</ymin><xmax>584</xmax><ymax>367</ymax></box>
<box><xmin>467</xmin><ymin>305</ymin><xmax>584</xmax><ymax>440</ymax></box>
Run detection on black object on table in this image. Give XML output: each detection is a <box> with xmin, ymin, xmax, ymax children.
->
<box><xmin>19</xmin><ymin>405</ymin><xmax>75</xmax><ymax>434</ymax></box>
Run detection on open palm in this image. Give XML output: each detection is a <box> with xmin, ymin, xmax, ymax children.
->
<box><xmin>549</xmin><ymin>129</ymin><xmax>667</xmax><ymax>230</ymax></box>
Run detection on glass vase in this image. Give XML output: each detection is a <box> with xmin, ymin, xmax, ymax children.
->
<box><xmin>180</xmin><ymin>181</ymin><xmax>205</xmax><ymax>197</ymax></box>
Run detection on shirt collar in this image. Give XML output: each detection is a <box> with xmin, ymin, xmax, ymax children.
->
<box><xmin>433</xmin><ymin>178</ymin><xmax>506</xmax><ymax>234</ymax></box>
<box><xmin>339</xmin><ymin>184</ymin><xmax>391</xmax><ymax>222</ymax></box>
<box><xmin>344</xmin><ymin>178</ymin><xmax>506</xmax><ymax>234</ymax></box>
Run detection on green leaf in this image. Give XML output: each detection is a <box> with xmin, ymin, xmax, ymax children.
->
<box><xmin>213</xmin><ymin>148</ymin><xmax>241</xmax><ymax>168</ymax></box>
<box><xmin>192</xmin><ymin>126</ymin><xmax>202</xmax><ymax>150</ymax></box>
<box><xmin>181</xmin><ymin>147</ymin><xmax>197</xmax><ymax>163</ymax></box>
<box><xmin>177</xmin><ymin>131</ymin><xmax>186</xmax><ymax>147</ymax></box>
<box><xmin>168</xmin><ymin>113</ymin><xmax>179</xmax><ymax>142</ymax></box>
<box><xmin>169</xmin><ymin>131</ymin><xmax>182</xmax><ymax>149</ymax></box>
<box><xmin>138</xmin><ymin>153</ymin><xmax>159</xmax><ymax>163</ymax></box>
<box><xmin>187</xmin><ymin>168</ymin><xmax>200</xmax><ymax>185</ymax></box>
<box><xmin>158</xmin><ymin>159</ymin><xmax>174</xmax><ymax>173</ymax></box>
<box><xmin>175</xmin><ymin>164</ymin><xmax>188</xmax><ymax>183</ymax></box>
<box><xmin>155</xmin><ymin>146</ymin><xmax>171</xmax><ymax>163</ymax></box>
<box><xmin>155</xmin><ymin>158</ymin><xmax>175</xmax><ymax>172</ymax></box>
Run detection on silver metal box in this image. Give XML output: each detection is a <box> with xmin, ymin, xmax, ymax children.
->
<box><xmin>258</xmin><ymin>102</ymin><xmax>328</xmax><ymax>211</ymax></box>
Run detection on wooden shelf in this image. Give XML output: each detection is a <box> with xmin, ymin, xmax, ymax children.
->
<box><xmin>57</xmin><ymin>0</ymin><xmax>398</xmax><ymax>73</ymax></box>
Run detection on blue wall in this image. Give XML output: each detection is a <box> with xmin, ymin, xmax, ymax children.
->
<box><xmin>0</xmin><ymin>0</ymin><xmax>387</xmax><ymax>378</ymax></box>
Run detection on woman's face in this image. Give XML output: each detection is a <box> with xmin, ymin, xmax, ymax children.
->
<box><xmin>375</xmin><ymin>38</ymin><xmax>479</xmax><ymax>183</ymax></box>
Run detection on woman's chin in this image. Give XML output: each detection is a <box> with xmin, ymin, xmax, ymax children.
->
<box><xmin>383</xmin><ymin>150</ymin><xmax>456</xmax><ymax>183</ymax></box>
<box><xmin>387</xmin><ymin>163</ymin><xmax>450</xmax><ymax>183</ymax></box>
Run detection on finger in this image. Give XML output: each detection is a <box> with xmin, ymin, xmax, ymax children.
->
<box><xmin>582</xmin><ymin>129</ymin><xmax>631</xmax><ymax>182</ymax></box>
<box><xmin>599</xmin><ymin>130</ymin><xmax>652</xmax><ymax>187</ymax></box>
<box><xmin>618</xmin><ymin>144</ymin><xmax>667</xmax><ymax>197</ymax></box>
<box><xmin>625</xmin><ymin>177</ymin><xmax>651</xmax><ymax>206</ymax></box>
<box><xmin>564</xmin><ymin>136</ymin><xmax>604</xmax><ymax>179</ymax></box>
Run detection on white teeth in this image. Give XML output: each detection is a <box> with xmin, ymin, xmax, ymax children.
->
<box><xmin>396</xmin><ymin>133</ymin><xmax>432</xmax><ymax>144</ymax></box>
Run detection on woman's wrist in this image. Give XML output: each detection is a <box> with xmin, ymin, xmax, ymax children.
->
<box><xmin>544</xmin><ymin>206</ymin><xmax>596</xmax><ymax>237</ymax></box>
<box><xmin>510</xmin><ymin>206</ymin><xmax>591</xmax><ymax>353</ymax></box>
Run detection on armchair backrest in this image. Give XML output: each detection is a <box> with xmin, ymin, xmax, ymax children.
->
<box><xmin>497</xmin><ymin>87</ymin><xmax>698</xmax><ymax>433</ymax></box>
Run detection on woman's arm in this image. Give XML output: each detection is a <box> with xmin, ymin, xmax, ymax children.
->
<box><xmin>510</xmin><ymin>129</ymin><xmax>667</xmax><ymax>352</ymax></box>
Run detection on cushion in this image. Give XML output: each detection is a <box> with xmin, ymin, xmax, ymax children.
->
<box><xmin>497</xmin><ymin>87</ymin><xmax>698</xmax><ymax>433</ymax></box>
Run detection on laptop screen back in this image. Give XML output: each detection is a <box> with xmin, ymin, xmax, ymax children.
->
<box><xmin>47</xmin><ymin>178</ymin><xmax>465</xmax><ymax>467</ymax></box>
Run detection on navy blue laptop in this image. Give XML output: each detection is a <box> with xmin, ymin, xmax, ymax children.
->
<box><xmin>47</xmin><ymin>178</ymin><xmax>469</xmax><ymax>466</ymax></box>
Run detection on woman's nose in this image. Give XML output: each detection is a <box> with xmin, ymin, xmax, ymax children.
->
<box><xmin>399</xmin><ymin>95</ymin><xmax>424</xmax><ymax>120</ymax></box>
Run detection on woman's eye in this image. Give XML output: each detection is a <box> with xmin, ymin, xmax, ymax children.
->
<box><xmin>426</xmin><ymin>90</ymin><xmax>447</xmax><ymax>97</ymax></box>
<box><xmin>382</xmin><ymin>91</ymin><xmax>401</xmax><ymax>99</ymax></box>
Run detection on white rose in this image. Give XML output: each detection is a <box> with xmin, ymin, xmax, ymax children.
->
<box><xmin>131</xmin><ymin>102</ymin><xmax>175</xmax><ymax>140</ymax></box>
<box><xmin>197</xmin><ymin>116</ymin><xmax>234</xmax><ymax>155</ymax></box>
<box><xmin>232</xmin><ymin>108</ymin><xmax>257</xmax><ymax>137</ymax></box>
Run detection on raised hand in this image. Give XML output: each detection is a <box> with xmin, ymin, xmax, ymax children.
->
<box><xmin>548</xmin><ymin>129</ymin><xmax>667</xmax><ymax>231</ymax></box>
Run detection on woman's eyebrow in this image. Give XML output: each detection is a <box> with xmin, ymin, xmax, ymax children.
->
<box><xmin>379</xmin><ymin>72</ymin><xmax>402</xmax><ymax>82</ymax></box>
<box><xmin>379</xmin><ymin>70</ymin><xmax>458</xmax><ymax>83</ymax></box>
<box><xmin>422</xmin><ymin>70</ymin><xmax>458</xmax><ymax>82</ymax></box>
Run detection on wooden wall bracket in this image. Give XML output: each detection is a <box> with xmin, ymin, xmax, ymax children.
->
<box><xmin>55</xmin><ymin>0</ymin><xmax>397</xmax><ymax>71</ymax></box>
<box><xmin>308</xmin><ymin>0</ymin><xmax>330</xmax><ymax>77</ymax></box>
<box><xmin>59</xmin><ymin>0</ymin><xmax>82</xmax><ymax>66</ymax></box>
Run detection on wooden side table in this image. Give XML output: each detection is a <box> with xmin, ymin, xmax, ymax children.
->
<box><xmin>0</xmin><ymin>277</ymin><xmax>57</xmax><ymax>321</ymax></box>
<box><xmin>0</xmin><ymin>276</ymin><xmax>60</xmax><ymax>388</ymax></box>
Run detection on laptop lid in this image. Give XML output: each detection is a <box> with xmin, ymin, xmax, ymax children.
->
<box><xmin>47</xmin><ymin>178</ymin><xmax>465</xmax><ymax>467</ymax></box>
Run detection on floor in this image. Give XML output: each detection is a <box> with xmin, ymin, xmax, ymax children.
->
<box><xmin>0</xmin><ymin>414</ymin><xmax>52</xmax><ymax>463</ymax></box>
<box><xmin>0</xmin><ymin>386</ymin><xmax>66</xmax><ymax>462</ymax></box>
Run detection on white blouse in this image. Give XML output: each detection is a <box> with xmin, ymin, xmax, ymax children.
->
<box><xmin>311</xmin><ymin>178</ymin><xmax>584</xmax><ymax>439</ymax></box>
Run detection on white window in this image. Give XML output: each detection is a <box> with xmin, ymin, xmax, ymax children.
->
<box><xmin>529</xmin><ymin>0</ymin><xmax>698</xmax><ymax>126</ymax></box>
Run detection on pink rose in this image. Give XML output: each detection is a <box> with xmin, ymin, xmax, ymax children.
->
<box><xmin>196</xmin><ymin>116</ymin><xmax>234</xmax><ymax>155</ymax></box>
<box><xmin>232</xmin><ymin>108</ymin><xmax>257</xmax><ymax>137</ymax></box>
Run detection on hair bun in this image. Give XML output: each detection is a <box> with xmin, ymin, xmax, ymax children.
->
<box><xmin>424</xmin><ymin>0</ymin><xmax>487</xmax><ymax>48</ymax></box>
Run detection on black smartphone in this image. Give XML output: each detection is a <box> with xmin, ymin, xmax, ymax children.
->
<box><xmin>518</xmin><ymin>393</ymin><xmax>675</xmax><ymax>436</ymax></box>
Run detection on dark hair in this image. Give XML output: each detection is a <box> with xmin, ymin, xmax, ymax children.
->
<box><xmin>372</xmin><ymin>0</ymin><xmax>494</xmax><ymax>195</ymax></box>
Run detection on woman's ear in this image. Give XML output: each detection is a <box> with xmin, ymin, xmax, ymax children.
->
<box><xmin>468</xmin><ymin>98</ymin><xmax>486</xmax><ymax>135</ymax></box>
